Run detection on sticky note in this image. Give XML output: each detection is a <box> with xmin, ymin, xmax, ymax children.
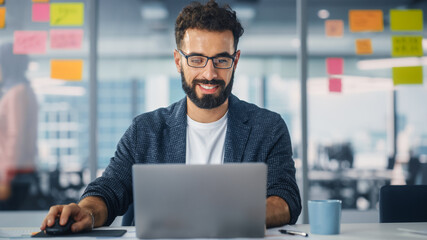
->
<box><xmin>390</xmin><ymin>9</ymin><xmax>423</xmax><ymax>31</ymax></box>
<box><xmin>329</xmin><ymin>78</ymin><xmax>342</xmax><ymax>93</ymax></box>
<box><xmin>325</xmin><ymin>20</ymin><xmax>344</xmax><ymax>37</ymax></box>
<box><xmin>13</xmin><ymin>31</ymin><xmax>47</xmax><ymax>54</ymax></box>
<box><xmin>326</xmin><ymin>58</ymin><xmax>343</xmax><ymax>75</ymax></box>
<box><xmin>355</xmin><ymin>39</ymin><xmax>373</xmax><ymax>55</ymax></box>
<box><xmin>32</xmin><ymin>3</ymin><xmax>50</xmax><ymax>22</ymax></box>
<box><xmin>0</xmin><ymin>0</ymin><xmax>4</xmax><ymax>5</ymax></box>
<box><xmin>50</xmin><ymin>29</ymin><xmax>83</xmax><ymax>49</ymax></box>
<box><xmin>51</xmin><ymin>59</ymin><xmax>83</xmax><ymax>81</ymax></box>
<box><xmin>349</xmin><ymin>10</ymin><xmax>383</xmax><ymax>32</ymax></box>
<box><xmin>391</xmin><ymin>36</ymin><xmax>423</xmax><ymax>57</ymax></box>
<box><xmin>0</xmin><ymin>7</ymin><xmax>5</xmax><ymax>29</ymax></box>
<box><xmin>51</xmin><ymin>3</ymin><xmax>84</xmax><ymax>26</ymax></box>
<box><xmin>392</xmin><ymin>66</ymin><xmax>423</xmax><ymax>85</ymax></box>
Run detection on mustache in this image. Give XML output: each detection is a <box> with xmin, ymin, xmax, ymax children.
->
<box><xmin>192</xmin><ymin>79</ymin><xmax>225</xmax><ymax>87</ymax></box>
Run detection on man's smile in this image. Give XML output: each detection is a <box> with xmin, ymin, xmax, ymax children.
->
<box><xmin>198</xmin><ymin>83</ymin><xmax>219</xmax><ymax>94</ymax></box>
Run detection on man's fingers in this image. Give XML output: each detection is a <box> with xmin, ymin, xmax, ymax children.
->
<box><xmin>60</xmin><ymin>203</ymin><xmax>80</xmax><ymax>225</ymax></box>
<box><xmin>40</xmin><ymin>203</ymin><xmax>94</xmax><ymax>233</ymax></box>
<box><xmin>41</xmin><ymin>205</ymin><xmax>64</xmax><ymax>230</ymax></box>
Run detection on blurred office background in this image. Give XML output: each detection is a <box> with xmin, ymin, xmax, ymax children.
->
<box><xmin>0</xmin><ymin>0</ymin><xmax>426</xmax><ymax>224</ymax></box>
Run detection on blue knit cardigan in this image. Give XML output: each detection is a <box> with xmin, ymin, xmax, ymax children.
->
<box><xmin>81</xmin><ymin>94</ymin><xmax>301</xmax><ymax>225</ymax></box>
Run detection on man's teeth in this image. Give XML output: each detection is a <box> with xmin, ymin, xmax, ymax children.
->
<box><xmin>200</xmin><ymin>84</ymin><xmax>216</xmax><ymax>90</ymax></box>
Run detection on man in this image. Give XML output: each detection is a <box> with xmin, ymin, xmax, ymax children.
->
<box><xmin>41</xmin><ymin>0</ymin><xmax>301</xmax><ymax>233</ymax></box>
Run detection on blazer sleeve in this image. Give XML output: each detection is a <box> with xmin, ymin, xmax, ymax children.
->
<box><xmin>266</xmin><ymin>116</ymin><xmax>302</xmax><ymax>224</ymax></box>
<box><xmin>80</xmin><ymin>119</ymin><xmax>137</xmax><ymax>226</ymax></box>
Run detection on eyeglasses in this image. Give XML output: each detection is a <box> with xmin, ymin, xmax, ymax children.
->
<box><xmin>178</xmin><ymin>49</ymin><xmax>236</xmax><ymax>69</ymax></box>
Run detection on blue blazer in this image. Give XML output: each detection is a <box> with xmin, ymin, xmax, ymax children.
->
<box><xmin>81</xmin><ymin>94</ymin><xmax>301</xmax><ymax>225</ymax></box>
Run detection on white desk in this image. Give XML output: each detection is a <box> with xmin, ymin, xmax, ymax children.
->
<box><xmin>0</xmin><ymin>223</ymin><xmax>426</xmax><ymax>239</ymax></box>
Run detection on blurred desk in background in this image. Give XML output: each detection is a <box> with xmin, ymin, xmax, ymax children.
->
<box><xmin>308</xmin><ymin>169</ymin><xmax>394</xmax><ymax>209</ymax></box>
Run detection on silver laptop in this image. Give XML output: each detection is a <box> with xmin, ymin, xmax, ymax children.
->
<box><xmin>132</xmin><ymin>163</ymin><xmax>266</xmax><ymax>239</ymax></box>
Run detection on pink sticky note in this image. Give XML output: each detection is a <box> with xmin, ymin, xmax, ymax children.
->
<box><xmin>326</xmin><ymin>58</ymin><xmax>344</xmax><ymax>75</ymax></box>
<box><xmin>50</xmin><ymin>29</ymin><xmax>83</xmax><ymax>49</ymax></box>
<box><xmin>32</xmin><ymin>3</ymin><xmax>50</xmax><ymax>22</ymax></box>
<box><xmin>13</xmin><ymin>31</ymin><xmax>47</xmax><ymax>54</ymax></box>
<box><xmin>329</xmin><ymin>78</ymin><xmax>342</xmax><ymax>93</ymax></box>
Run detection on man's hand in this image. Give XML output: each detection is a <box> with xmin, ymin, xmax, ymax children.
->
<box><xmin>40</xmin><ymin>203</ymin><xmax>93</xmax><ymax>233</ymax></box>
<box><xmin>266</xmin><ymin>196</ymin><xmax>290</xmax><ymax>228</ymax></box>
<box><xmin>40</xmin><ymin>196</ymin><xmax>107</xmax><ymax>233</ymax></box>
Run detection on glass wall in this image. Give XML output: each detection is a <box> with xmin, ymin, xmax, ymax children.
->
<box><xmin>306</xmin><ymin>0</ymin><xmax>427</xmax><ymax>212</ymax></box>
<box><xmin>0</xmin><ymin>0</ymin><xmax>90</xmax><ymax>209</ymax></box>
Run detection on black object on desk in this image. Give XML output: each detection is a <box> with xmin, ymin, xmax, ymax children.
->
<box><xmin>32</xmin><ymin>229</ymin><xmax>127</xmax><ymax>238</ymax></box>
<box><xmin>45</xmin><ymin>218</ymin><xmax>74</xmax><ymax>235</ymax></box>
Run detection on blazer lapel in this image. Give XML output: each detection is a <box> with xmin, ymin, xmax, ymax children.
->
<box><xmin>165</xmin><ymin>98</ymin><xmax>187</xmax><ymax>164</ymax></box>
<box><xmin>224</xmin><ymin>95</ymin><xmax>251</xmax><ymax>163</ymax></box>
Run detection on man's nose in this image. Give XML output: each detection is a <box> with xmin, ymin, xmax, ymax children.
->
<box><xmin>202</xmin><ymin>59</ymin><xmax>218</xmax><ymax>80</ymax></box>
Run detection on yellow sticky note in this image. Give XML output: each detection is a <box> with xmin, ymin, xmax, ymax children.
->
<box><xmin>390</xmin><ymin>9</ymin><xmax>423</xmax><ymax>31</ymax></box>
<box><xmin>0</xmin><ymin>7</ymin><xmax>5</xmax><ymax>29</ymax></box>
<box><xmin>325</xmin><ymin>20</ymin><xmax>344</xmax><ymax>37</ymax></box>
<box><xmin>51</xmin><ymin>60</ymin><xmax>83</xmax><ymax>81</ymax></box>
<box><xmin>349</xmin><ymin>10</ymin><xmax>383</xmax><ymax>32</ymax></box>
<box><xmin>392</xmin><ymin>66</ymin><xmax>423</xmax><ymax>85</ymax></box>
<box><xmin>391</xmin><ymin>36</ymin><xmax>423</xmax><ymax>57</ymax></box>
<box><xmin>355</xmin><ymin>39</ymin><xmax>373</xmax><ymax>55</ymax></box>
<box><xmin>50</xmin><ymin>3</ymin><xmax>84</xmax><ymax>26</ymax></box>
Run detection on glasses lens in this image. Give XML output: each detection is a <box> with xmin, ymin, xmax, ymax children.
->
<box><xmin>188</xmin><ymin>56</ymin><xmax>207</xmax><ymax>67</ymax></box>
<box><xmin>213</xmin><ymin>57</ymin><xmax>233</xmax><ymax>69</ymax></box>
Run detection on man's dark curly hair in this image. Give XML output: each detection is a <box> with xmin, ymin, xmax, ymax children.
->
<box><xmin>175</xmin><ymin>0</ymin><xmax>244</xmax><ymax>51</ymax></box>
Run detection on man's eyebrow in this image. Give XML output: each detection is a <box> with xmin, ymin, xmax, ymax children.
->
<box><xmin>214</xmin><ymin>52</ymin><xmax>234</xmax><ymax>57</ymax></box>
<box><xmin>187</xmin><ymin>51</ymin><xmax>234</xmax><ymax>57</ymax></box>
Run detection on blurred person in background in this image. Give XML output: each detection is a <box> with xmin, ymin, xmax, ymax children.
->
<box><xmin>0</xmin><ymin>42</ymin><xmax>38</xmax><ymax>210</ymax></box>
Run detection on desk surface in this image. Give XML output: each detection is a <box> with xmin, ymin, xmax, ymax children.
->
<box><xmin>0</xmin><ymin>223</ymin><xmax>426</xmax><ymax>239</ymax></box>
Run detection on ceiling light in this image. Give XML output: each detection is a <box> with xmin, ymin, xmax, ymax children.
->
<box><xmin>141</xmin><ymin>2</ymin><xmax>168</xmax><ymax>20</ymax></box>
<box><xmin>234</xmin><ymin>5</ymin><xmax>256</xmax><ymax>21</ymax></box>
<box><xmin>318</xmin><ymin>9</ymin><xmax>330</xmax><ymax>19</ymax></box>
<box><xmin>357</xmin><ymin>57</ymin><xmax>427</xmax><ymax>70</ymax></box>
<box><xmin>291</xmin><ymin>38</ymin><xmax>300</xmax><ymax>48</ymax></box>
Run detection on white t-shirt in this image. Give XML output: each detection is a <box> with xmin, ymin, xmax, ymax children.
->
<box><xmin>185</xmin><ymin>112</ymin><xmax>228</xmax><ymax>165</ymax></box>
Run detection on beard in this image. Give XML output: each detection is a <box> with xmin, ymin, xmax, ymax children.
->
<box><xmin>181</xmin><ymin>68</ymin><xmax>234</xmax><ymax>109</ymax></box>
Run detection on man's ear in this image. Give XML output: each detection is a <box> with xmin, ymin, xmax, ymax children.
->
<box><xmin>233</xmin><ymin>50</ymin><xmax>241</xmax><ymax>72</ymax></box>
<box><xmin>174</xmin><ymin>50</ymin><xmax>181</xmax><ymax>73</ymax></box>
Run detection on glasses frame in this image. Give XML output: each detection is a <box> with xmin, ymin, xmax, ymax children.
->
<box><xmin>178</xmin><ymin>49</ymin><xmax>236</xmax><ymax>69</ymax></box>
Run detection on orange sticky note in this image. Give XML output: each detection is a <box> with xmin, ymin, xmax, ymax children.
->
<box><xmin>355</xmin><ymin>39</ymin><xmax>373</xmax><ymax>55</ymax></box>
<box><xmin>325</xmin><ymin>20</ymin><xmax>344</xmax><ymax>37</ymax></box>
<box><xmin>0</xmin><ymin>0</ymin><xmax>4</xmax><ymax>5</ymax></box>
<box><xmin>329</xmin><ymin>78</ymin><xmax>342</xmax><ymax>93</ymax></box>
<box><xmin>0</xmin><ymin>7</ymin><xmax>5</xmax><ymax>29</ymax></box>
<box><xmin>51</xmin><ymin>59</ymin><xmax>83</xmax><ymax>81</ymax></box>
<box><xmin>349</xmin><ymin>10</ymin><xmax>383</xmax><ymax>32</ymax></box>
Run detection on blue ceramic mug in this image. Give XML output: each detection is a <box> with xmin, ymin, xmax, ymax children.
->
<box><xmin>308</xmin><ymin>200</ymin><xmax>342</xmax><ymax>235</ymax></box>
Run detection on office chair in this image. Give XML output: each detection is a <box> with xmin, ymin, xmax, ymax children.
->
<box><xmin>121</xmin><ymin>203</ymin><xmax>135</xmax><ymax>226</ymax></box>
<box><xmin>379</xmin><ymin>185</ymin><xmax>427</xmax><ymax>223</ymax></box>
